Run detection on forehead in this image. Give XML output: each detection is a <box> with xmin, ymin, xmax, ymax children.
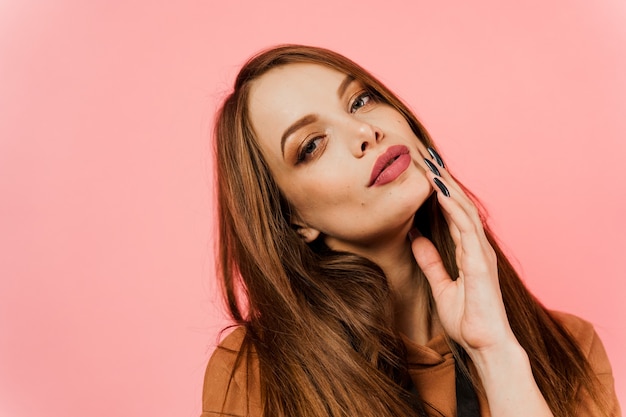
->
<box><xmin>248</xmin><ymin>63</ymin><xmax>349</xmax><ymax>143</ymax></box>
<box><xmin>250</xmin><ymin>63</ymin><xmax>346</xmax><ymax>104</ymax></box>
<box><xmin>249</xmin><ymin>63</ymin><xmax>347</xmax><ymax>111</ymax></box>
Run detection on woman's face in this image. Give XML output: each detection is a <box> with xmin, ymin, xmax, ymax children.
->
<box><xmin>248</xmin><ymin>63</ymin><xmax>433</xmax><ymax>254</ymax></box>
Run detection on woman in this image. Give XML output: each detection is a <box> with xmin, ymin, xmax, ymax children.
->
<box><xmin>201</xmin><ymin>45</ymin><xmax>620</xmax><ymax>417</ymax></box>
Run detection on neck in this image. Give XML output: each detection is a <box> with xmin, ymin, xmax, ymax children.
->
<box><xmin>329</xmin><ymin>229</ymin><xmax>440</xmax><ymax>345</ymax></box>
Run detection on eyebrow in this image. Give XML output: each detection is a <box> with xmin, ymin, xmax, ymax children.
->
<box><xmin>337</xmin><ymin>75</ymin><xmax>355</xmax><ymax>99</ymax></box>
<box><xmin>280</xmin><ymin>114</ymin><xmax>319</xmax><ymax>156</ymax></box>
<box><xmin>280</xmin><ymin>75</ymin><xmax>356</xmax><ymax>156</ymax></box>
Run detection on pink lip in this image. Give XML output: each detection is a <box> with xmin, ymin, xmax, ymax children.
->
<box><xmin>368</xmin><ymin>145</ymin><xmax>411</xmax><ymax>187</ymax></box>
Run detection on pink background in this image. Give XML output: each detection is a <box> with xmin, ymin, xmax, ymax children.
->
<box><xmin>1</xmin><ymin>0</ymin><xmax>624</xmax><ymax>415</ymax></box>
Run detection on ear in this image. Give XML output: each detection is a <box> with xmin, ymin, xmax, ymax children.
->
<box><xmin>294</xmin><ymin>225</ymin><xmax>321</xmax><ymax>243</ymax></box>
<box><xmin>290</xmin><ymin>214</ymin><xmax>321</xmax><ymax>243</ymax></box>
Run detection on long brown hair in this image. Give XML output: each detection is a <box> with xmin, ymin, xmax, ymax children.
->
<box><xmin>213</xmin><ymin>44</ymin><xmax>609</xmax><ymax>417</ymax></box>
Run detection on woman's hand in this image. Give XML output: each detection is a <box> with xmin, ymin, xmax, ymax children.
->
<box><xmin>411</xmin><ymin>147</ymin><xmax>516</xmax><ymax>357</ymax></box>
<box><xmin>411</xmin><ymin>148</ymin><xmax>553</xmax><ymax>417</ymax></box>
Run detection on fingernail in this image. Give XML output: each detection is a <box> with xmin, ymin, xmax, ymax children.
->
<box><xmin>427</xmin><ymin>147</ymin><xmax>445</xmax><ymax>168</ymax></box>
<box><xmin>433</xmin><ymin>177</ymin><xmax>450</xmax><ymax>197</ymax></box>
<box><xmin>423</xmin><ymin>158</ymin><xmax>441</xmax><ymax>176</ymax></box>
<box><xmin>407</xmin><ymin>228</ymin><xmax>422</xmax><ymax>241</ymax></box>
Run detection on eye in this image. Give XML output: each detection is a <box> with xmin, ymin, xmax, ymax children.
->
<box><xmin>297</xmin><ymin>136</ymin><xmax>325</xmax><ymax>163</ymax></box>
<box><xmin>350</xmin><ymin>92</ymin><xmax>374</xmax><ymax>113</ymax></box>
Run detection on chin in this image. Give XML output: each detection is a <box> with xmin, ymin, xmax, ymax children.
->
<box><xmin>393</xmin><ymin>178</ymin><xmax>432</xmax><ymax>212</ymax></box>
<box><xmin>378</xmin><ymin>195</ymin><xmax>428</xmax><ymax>233</ymax></box>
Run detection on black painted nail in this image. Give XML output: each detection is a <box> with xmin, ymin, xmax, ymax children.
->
<box><xmin>427</xmin><ymin>147</ymin><xmax>445</xmax><ymax>168</ymax></box>
<box><xmin>433</xmin><ymin>177</ymin><xmax>450</xmax><ymax>197</ymax></box>
<box><xmin>407</xmin><ymin>228</ymin><xmax>421</xmax><ymax>242</ymax></box>
<box><xmin>423</xmin><ymin>158</ymin><xmax>441</xmax><ymax>176</ymax></box>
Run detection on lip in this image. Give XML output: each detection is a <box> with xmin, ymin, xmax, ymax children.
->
<box><xmin>368</xmin><ymin>145</ymin><xmax>411</xmax><ymax>187</ymax></box>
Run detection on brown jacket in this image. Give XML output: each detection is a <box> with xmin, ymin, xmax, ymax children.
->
<box><xmin>201</xmin><ymin>311</ymin><xmax>621</xmax><ymax>416</ymax></box>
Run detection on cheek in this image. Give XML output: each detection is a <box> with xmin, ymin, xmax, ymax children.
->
<box><xmin>284</xmin><ymin>174</ymin><xmax>364</xmax><ymax>226</ymax></box>
<box><xmin>290</xmin><ymin>180</ymin><xmax>359</xmax><ymax>212</ymax></box>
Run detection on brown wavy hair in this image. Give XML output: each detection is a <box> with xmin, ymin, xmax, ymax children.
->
<box><xmin>213</xmin><ymin>44</ymin><xmax>609</xmax><ymax>417</ymax></box>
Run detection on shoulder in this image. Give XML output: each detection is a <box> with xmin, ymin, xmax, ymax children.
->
<box><xmin>549</xmin><ymin>310</ymin><xmax>622</xmax><ymax>416</ymax></box>
<box><xmin>205</xmin><ymin>326</ymin><xmax>251</xmax><ymax>376</ymax></box>
<box><xmin>550</xmin><ymin>310</ymin><xmax>597</xmax><ymax>354</ymax></box>
<box><xmin>201</xmin><ymin>327</ymin><xmax>262</xmax><ymax>417</ymax></box>
<box><xmin>549</xmin><ymin>310</ymin><xmax>611</xmax><ymax>372</ymax></box>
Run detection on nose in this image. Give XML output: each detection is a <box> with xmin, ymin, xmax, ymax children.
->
<box><xmin>353</xmin><ymin>120</ymin><xmax>383</xmax><ymax>156</ymax></box>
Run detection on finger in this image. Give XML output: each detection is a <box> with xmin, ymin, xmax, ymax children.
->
<box><xmin>418</xmin><ymin>147</ymin><xmax>493</xmax><ymax>267</ymax></box>
<box><xmin>420</xmin><ymin>147</ymin><xmax>481</xmax><ymax>224</ymax></box>
<box><xmin>429</xmin><ymin>172</ymin><xmax>484</xmax><ymax>237</ymax></box>
<box><xmin>410</xmin><ymin>235</ymin><xmax>454</xmax><ymax>295</ymax></box>
<box><xmin>436</xmin><ymin>171</ymin><xmax>480</xmax><ymax>224</ymax></box>
<box><xmin>430</xmin><ymin>176</ymin><xmax>494</xmax><ymax>272</ymax></box>
<box><xmin>414</xmin><ymin>145</ymin><xmax>477</xmax><ymax>229</ymax></box>
<box><xmin>441</xmin><ymin>205</ymin><xmax>462</xmax><ymax>246</ymax></box>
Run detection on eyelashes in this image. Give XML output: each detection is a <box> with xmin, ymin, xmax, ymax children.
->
<box><xmin>295</xmin><ymin>90</ymin><xmax>376</xmax><ymax>164</ymax></box>
<box><xmin>297</xmin><ymin>135</ymin><xmax>326</xmax><ymax>163</ymax></box>
<box><xmin>350</xmin><ymin>91</ymin><xmax>374</xmax><ymax>113</ymax></box>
